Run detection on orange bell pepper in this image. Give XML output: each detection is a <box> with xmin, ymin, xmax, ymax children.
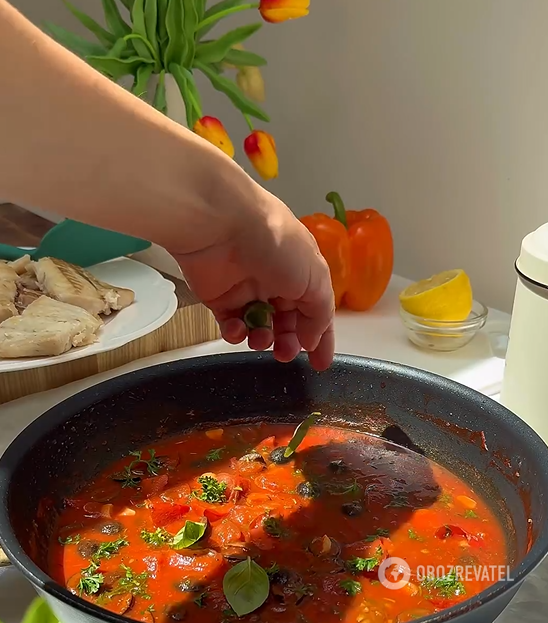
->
<box><xmin>300</xmin><ymin>192</ymin><xmax>393</xmax><ymax>311</ymax></box>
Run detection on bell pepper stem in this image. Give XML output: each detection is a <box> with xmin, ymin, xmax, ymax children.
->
<box><xmin>326</xmin><ymin>192</ymin><xmax>347</xmax><ymax>228</ymax></box>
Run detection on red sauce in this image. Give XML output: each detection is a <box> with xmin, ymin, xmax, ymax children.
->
<box><xmin>49</xmin><ymin>424</ymin><xmax>508</xmax><ymax>623</ymax></box>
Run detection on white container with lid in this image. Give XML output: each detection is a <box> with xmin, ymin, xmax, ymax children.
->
<box><xmin>500</xmin><ymin>223</ymin><xmax>548</xmax><ymax>442</ymax></box>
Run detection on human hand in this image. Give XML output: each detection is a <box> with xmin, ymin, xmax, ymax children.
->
<box><xmin>173</xmin><ymin>188</ymin><xmax>335</xmax><ymax>371</ymax></box>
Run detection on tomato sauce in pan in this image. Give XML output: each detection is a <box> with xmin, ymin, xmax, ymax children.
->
<box><xmin>49</xmin><ymin>424</ymin><xmax>508</xmax><ymax>623</ymax></box>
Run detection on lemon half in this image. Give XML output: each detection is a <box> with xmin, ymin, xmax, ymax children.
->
<box><xmin>399</xmin><ymin>269</ymin><xmax>473</xmax><ymax>321</ymax></box>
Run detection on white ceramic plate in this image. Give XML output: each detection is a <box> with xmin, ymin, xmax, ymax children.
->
<box><xmin>0</xmin><ymin>257</ymin><xmax>177</xmax><ymax>372</ymax></box>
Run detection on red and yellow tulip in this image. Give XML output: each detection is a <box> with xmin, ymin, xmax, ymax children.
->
<box><xmin>236</xmin><ymin>66</ymin><xmax>266</xmax><ymax>103</ymax></box>
<box><xmin>259</xmin><ymin>0</ymin><xmax>310</xmax><ymax>23</ymax></box>
<box><xmin>193</xmin><ymin>116</ymin><xmax>235</xmax><ymax>158</ymax></box>
<box><xmin>244</xmin><ymin>130</ymin><xmax>278</xmax><ymax>180</ymax></box>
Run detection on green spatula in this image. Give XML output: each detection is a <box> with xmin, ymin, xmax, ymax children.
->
<box><xmin>0</xmin><ymin>219</ymin><xmax>151</xmax><ymax>267</ymax></box>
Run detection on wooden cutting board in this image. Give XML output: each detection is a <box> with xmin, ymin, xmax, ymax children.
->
<box><xmin>0</xmin><ymin>275</ymin><xmax>220</xmax><ymax>405</ymax></box>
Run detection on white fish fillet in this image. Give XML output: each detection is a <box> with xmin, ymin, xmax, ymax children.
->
<box><xmin>8</xmin><ymin>254</ymin><xmax>32</xmax><ymax>275</ymax></box>
<box><xmin>0</xmin><ymin>263</ymin><xmax>18</xmax><ymax>323</ymax></box>
<box><xmin>30</xmin><ymin>257</ymin><xmax>135</xmax><ymax>315</ymax></box>
<box><xmin>0</xmin><ymin>296</ymin><xmax>103</xmax><ymax>358</ymax></box>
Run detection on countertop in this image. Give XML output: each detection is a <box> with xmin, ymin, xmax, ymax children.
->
<box><xmin>1</xmin><ymin>276</ymin><xmax>547</xmax><ymax>622</ymax></box>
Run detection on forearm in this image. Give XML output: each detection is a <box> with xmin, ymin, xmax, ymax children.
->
<box><xmin>0</xmin><ymin>0</ymin><xmax>261</xmax><ymax>252</ymax></box>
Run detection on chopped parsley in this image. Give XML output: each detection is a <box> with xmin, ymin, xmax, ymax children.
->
<box><xmin>141</xmin><ymin>527</ymin><xmax>172</xmax><ymax>547</ymax></box>
<box><xmin>364</xmin><ymin>528</ymin><xmax>389</xmax><ymax>542</ymax></box>
<box><xmin>193</xmin><ymin>592</ymin><xmax>207</xmax><ymax>607</ymax></box>
<box><xmin>77</xmin><ymin>560</ymin><xmax>104</xmax><ymax>596</ymax></box>
<box><xmin>422</xmin><ymin>568</ymin><xmax>466</xmax><ymax>598</ymax></box>
<box><xmin>347</xmin><ymin>547</ymin><xmax>383</xmax><ymax>573</ymax></box>
<box><xmin>94</xmin><ymin>538</ymin><xmax>129</xmax><ymax>560</ymax></box>
<box><xmin>464</xmin><ymin>509</ymin><xmax>478</xmax><ymax>519</ymax></box>
<box><xmin>114</xmin><ymin>449</ymin><xmax>162</xmax><ymax>488</ymax></box>
<box><xmin>265</xmin><ymin>562</ymin><xmax>280</xmax><ymax>577</ymax></box>
<box><xmin>438</xmin><ymin>492</ymin><xmax>453</xmax><ymax>506</ymax></box>
<box><xmin>58</xmin><ymin>534</ymin><xmax>81</xmax><ymax>545</ymax></box>
<box><xmin>263</xmin><ymin>516</ymin><xmax>287</xmax><ymax>538</ymax></box>
<box><xmin>195</xmin><ymin>475</ymin><xmax>227</xmax><ymax>503</ymax></box>
<box><xmin>408</xmin><ymin>528</ymin><xmax>423</xmax><ymax>541</ymax></box>
<box><xmin>206</xmin><ymin>447</ymin><xmax>226</xmax><ymax>462</ymax></box>
<box><xmin>115</xmin><ymin>564</ymin><xmax>151</xmax><ymax>599</ymax></box>
<box><xmin>385</xmin><ymin>493</ymin><xmax>412</xmax><ymax>508</ymax></box>
<box><xmin>328</xmin><ymin>479</ymin><xmax>362</xmax><ymax>496</ymax></box>
<box><xmin>339</xmin><ymin>579</ymin><xmax>362</xmax><ymax>596</ymax></box>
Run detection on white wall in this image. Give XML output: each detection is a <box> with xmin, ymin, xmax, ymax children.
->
<box><xmin>10</xmin><ymin>0</ymin><xmax>548</xmax><ymax>311</ymax></box>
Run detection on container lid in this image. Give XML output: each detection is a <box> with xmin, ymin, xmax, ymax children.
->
<box><xmin>516</xmin><ymin>223</ymin><xmax>548</xmax><ymax>286</ymax></box>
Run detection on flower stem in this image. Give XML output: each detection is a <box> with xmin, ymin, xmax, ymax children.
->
<box><xmin>244</xmin><ymin>114</ymin><xmax>254</xmax><ymax>132</ymax></box>
<box><xmin>197</xmin><ymin>4</ymin><xmax>260</xmax><ymax>32</ymax></box>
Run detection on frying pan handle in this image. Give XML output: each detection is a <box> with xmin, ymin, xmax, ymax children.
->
<box><xmin>0</xmin><ymin>545</ymin><xmax>11</xmax><ymax>567</ymax></box>
<box><xmin>0</xmin><ymin>243</ymin><xmax>27</xmax><ymax>262</ymax></box>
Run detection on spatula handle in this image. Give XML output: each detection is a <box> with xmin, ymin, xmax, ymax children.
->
<box><xmin>0</xmin><ymin>243</ymin><xmax>27</xmax><ymax>261</ymax></box>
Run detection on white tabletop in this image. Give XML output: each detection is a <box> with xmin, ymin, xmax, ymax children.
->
<box><xmin>1</xmin><ymin>275</ymin><xmax>547</xmax><ymax>622</ymax></box>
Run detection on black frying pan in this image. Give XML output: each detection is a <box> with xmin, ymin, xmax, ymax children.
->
<box><xmin>0</xmin><ymin>352</ymin><xmax>547</xmax><ymax>623</ymax></box>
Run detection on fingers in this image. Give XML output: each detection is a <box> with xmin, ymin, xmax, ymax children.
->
<box><xmin>272</xmin><ymin>309</ymin><xmax>301</xmax><ymax>363</ymax></box>
<box><xmin>296</xmin><ymin>264</ymin><xmax>335</xmax><ymax>354</ymax></box>
<box><xmin>307</xmin><ymin>321</ymin><xmax>335</xmax><ymax>371</ymax></box>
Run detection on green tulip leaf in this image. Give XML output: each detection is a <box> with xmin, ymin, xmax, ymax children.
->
<box><xmin>86</xmin><ymin>54</ymin><xmax>153</xmax><ymax>81</ymax></box>
<box><xmin>43</xmin><ymin>22</ymin><xmax>107</xmax><ymax>58</ymax></box>
<box><xmin>119</xmin><ymin>0</ymin><xmax>135</xmax><ymax>10</ymax></box>
<box><xmin>164</xmin><ymin>0</ymin><xmax>187</xmax><ymax>68</ymax></box>
<box><xmin>153</xmin><ymin>70</ymin><xmax>168</xmax><ymax>114</ymax></box>
<box><xmin>144</xmin><ymin>0</ymin><xmax>159</xmax><ymax>56</ymax></box>
<box><xmin>195</xmin><ymin>60</ymin><xmax>269</xmax><ymax>122</ymax></box>
<box><xmin>107</xmin><ymin>38</ymin><xmax>128</xmax><ymax>59</ymax></box>
<box><xmin>224</xmin><ymin>48</ymin><xmax>266</xmax><ymax>67</ymax></box>
<box><xmin>195</xmin><ymin>23</ymin><xmax>262</xmax><ymax>65</ymax></box>
<box><xmin>170</xmin><ymin>64</ymin><xmax>203</xmax><ymax>128</ymax></box>
<box><xmin>198</xmin><ymin>0</ymin><xmax>248</xmax><ymax>38</ymax></box>
<box><xmin>182</xmin><ymin>0</ymin><xmax>199</xmax><ymax>66</ymax></box>
<box><xmin>130</xmin><ymin>0</ymin><xmax>156</xmax><ymax>62</ymax></box>
<box><xmin>101</xmin><ymin>0</ymin><xmax>131</xmax><ymax>38</ymax></box>
<box><xmin>132</xmin><ymin>63</ymin><xmax>154</xmax><ymax>99</ymax></box>
<box><xmin>157</xmin><ymin>0</ymin><xmax>169</xmax><ymax>51</ymax></box>
<box><xmin>61</xmin><ymin>0</ymin><xmax>116</xmax><ymax>47</ymax></box>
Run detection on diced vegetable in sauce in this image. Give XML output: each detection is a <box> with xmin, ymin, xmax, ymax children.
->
<box><xmin>49</xmin><ymin>424</ymin><xmax>507</xmax><ymax>623</ymax></box>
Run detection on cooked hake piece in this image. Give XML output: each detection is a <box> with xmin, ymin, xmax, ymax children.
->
<box><xmin>9</xmin><ymin>254</ymin><xmax>32</xmax><ymax>275</ymax></box>
<box><xmin>0</xmin><ymin>296</ymin><xmax>103</xmax><ymax>358</ymax></box>
<box><xmin>0</xmin><ymin>264</ymin><xmax>19</xmax><ymax>323</ymax></box>
<box><xmin>30</xmin><ymin>257</ymin><xmax>135</xmax><ymax>315</ymax></box>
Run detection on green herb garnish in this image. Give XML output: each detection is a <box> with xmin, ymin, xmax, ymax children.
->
<box><xmin>263</xmin><ymin>516</ymin><xmax>287</xmax><ymax>538</ymax></box>
<box><xmin>114</xmin><ymin>449</ymin><xmax>162</xmax><ymax>488</ymax></box>
<box><xmin>194</xmin><ymin>592</ymin><xmax>207</xmax><ymax>608</ymax></box>
<box><xmin>438</xmin><ymin>492</ymin><xmax>453</xmax><ymax>506</ymax></box>
<box><xmin>206</xmin><ymin>447</ymin><xmax>226</xmax><ymax>462</ymax></box>
<box><xmin>464</xmin><ymin>509</ymin><xmax>478</xmax><ymax>519</ymax></box>
<box><xmin>115</xmin><ymin>564</ymin><xmax>151</xmax><ymax>599</ymax></box>
<box><xmin>328</xmin><ymin>479</ymin><xmax>362</xmax><ymax>496</ymax></box>
<box><xmin>141</xmin><ymin>527</ymin><xmax>172</xmax><ymax>547</ymax></box>
<box><xmin>265</xmin><ymin>562</ymin><xmax>280</xmax><ymax>577</ymax></box>
<box><xmin>408</xmin><ymin>528</ymin><xmax>423</xmax><ymax>541</ymax></box>
<box><xmin>385</xmin><ymin>493</ymin><xmax>412</xmax><ymax>508</ymax></box>
<box><xmin>223</xmin><ymin>557</ymin><xmax>270</xmax><ymax>617</ymax></box>
<box><xmin>58</xmin><ymin>534</ymin><xmax>81</xmax><ymax>545</ymax></box>
<box><xmin>339</xmin><ymin>579</ymin><xmax>362</xmax><ymax>596</ymax></box>
<box><xmin>347</xmin><ymin>547</ymin><xmax>383</xmax><ymax>573</ymax></box>
<box><xmin>93</xmin><ymin>538</ymin><xmax>129</xmax><ymax>561</ymax></box>
<box><xmin>172</xmin><ymin>520</ymin><xmax>208</xmax><ymax>550</ymax></box>
<box><xmin>77</xmin><ymin>561</ymin><xmax>104</xmax><ymax>596</ymax></box>
<box><xmin>364</xmin><ymin>528</ymin><xmax>389</xmax><ymax>542</ymax></box>
<box><xmin>284</xmin><ymin>412</ymin><xmax>319</xmax><ymax>459</ymax></box>
<box><xmin>196</xmin><ymin>475</ymin><xmax>227</xmax><ymax>503</ymax></box>
<box><xmin>422</xmin><ymin>568</ymin><xmax>466</xmax><ymax>598</ymax></box>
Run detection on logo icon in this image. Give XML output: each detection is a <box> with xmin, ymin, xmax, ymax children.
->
<box><xmin>378</xmin><ymin>556</ymin><xmax>411</xmax><ymax>590</ymax></box>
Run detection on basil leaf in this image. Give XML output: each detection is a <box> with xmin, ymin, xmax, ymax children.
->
<box><xmin>21</xmin><ymin>598</ymin><xmax>59</xmax><ymax>623</ymax></box>
<box><xmin>198</xmin><ymin>0</ymin><xmax>247</xmax><ymax>38</ymax></box>
<box><xmin>196</xmin><ymin>23</ymin><xmax>262</xmax><ymax>65</ymax></box>
<box><xmin>86</xmin><ymin>55</ymin><xmax>153</xmax><ymax>81</ymax></box>
<box><xmin>170</xmin><ymin>64</ymin><xmax>203</xmax><ymax>128</ymax></box>
<box><xmin>172</xmin><ymin>520</ymin><xmax>207</xmax><ymax>550</ymax></box>
<box><xmin>164</xmin><ymin>0</ymin><xmax>187</xmax><ymax>68</ymax></box>
<box><xmin>43</xmin><ymin>23</ymin><xmax>107</xmax><ymax>58</ymax></box>
<box><xmin>223</xmin><ymin>557</ymin><xmax>270</xmax><ymax>617</ymax></box>
<box><xmin>144</xmin><ymin>0</ymin><xmax>159</xmax><ymax>56</ymax></box>
<box><xmin>284</xmin><ymin>412</ymin><xmax>319</xmax><ymax>458</ymax></box>
<box><xmin>101</xmin><ymin>0</ymin><xmax>131</xmax><ymax>38</ymax></box>
<box><xmin>154</xmin><ymin>70</ymin><xmax>168</xmax><ymax>114</ymax></box>
<box><xmin>195</xmin><ymin>61</ymin><xmax>270</xmax><ymax>122</ymax></box>
<box><xmin>224</xmin><ymin>48</ymin><xmax>267</xmax><ymax>67</ymax></box>
<box><xmin>132</xmin><ymin>63</ymin><xmax>154</xmax><ymax>99</ymax></box>
<box><xmin>182</xmin><ymin>0</ymin><xmax>199</xmax><ymax>66</ymax></box>
<box><xmin>61</xmin><ymin>1</ymin><xmax>116</xmax><ymax>47</ymax></box>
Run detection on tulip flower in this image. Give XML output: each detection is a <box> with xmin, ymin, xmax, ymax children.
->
<box><xmin>259</xmin><ymin>0</ymin><xmax>310</xmax><ymax>23</ymax></box>
<box><xmin>244</xmin><ymin>130</ymin><xmax>278</xmax><ymax>180</ymax></box>
<box><xmin>237</xmin><ymin>66</ymin><xmax>266</xmax><ymax>103</ymax></box>
<box><xmin>193</xmin><ymin>116</ymin><xmax>235</xmax><ymax>159</ymax></box>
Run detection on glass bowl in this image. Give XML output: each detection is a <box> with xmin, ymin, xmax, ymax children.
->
<box><xmin>400</xmin><ymin>300</ymin><xmax>488</xmax><ymax>352</ymax></box>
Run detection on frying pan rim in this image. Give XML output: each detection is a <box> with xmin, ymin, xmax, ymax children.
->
<box><xmin>0</xmin><ymin>351</ymin><xmax>547</xmax><ymax>623</ymax></box>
